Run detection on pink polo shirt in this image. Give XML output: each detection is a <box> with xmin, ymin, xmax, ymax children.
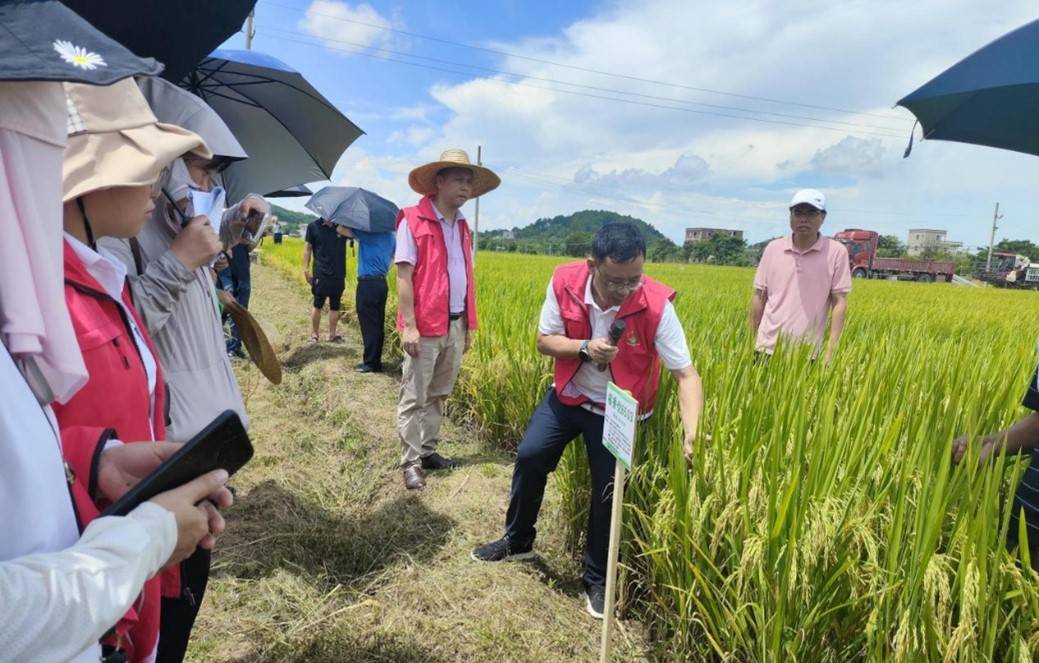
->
<box><xmin>753</xmin><ymin>234</ymin><xmax>851</xmax><ymax>353</ymax></box>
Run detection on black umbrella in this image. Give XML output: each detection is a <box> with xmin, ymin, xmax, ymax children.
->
<box><xmin>0</xmin><ymin>0</ymin><xmax>162</xmax><ymax>83</ymax></box>
<box><xmin>59</xmin><ymin>0</ymin><xmax>256</xmax><ymax>82</ymax></box>
<box><xmin>898</xmin><ymin>18</ymin><xmax>1039</xmax><ymax>157</ymax></box>
<box><xmin>266</xmin><ymin>184</ymin><xmax>313</xmax><ymax>198</ymax></box>
<box><xmin>305</xmin><ymin>187</ymin><xmax>399</xmax><ymax>233</ymax></box>
<box><xmin>182</xmin><ymin>49</ymin><xmax>364</xmax><ymax>204</ymax></box>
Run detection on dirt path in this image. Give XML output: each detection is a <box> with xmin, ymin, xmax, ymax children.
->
<box><xmin>187</xmin><ymin>262</ymin><xmax>650</xmax><ymax>662</ymax></box>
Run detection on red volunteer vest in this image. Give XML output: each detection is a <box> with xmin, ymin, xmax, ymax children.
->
<box><xmin>395</xmin><ymin>195</ymin><xmax>478</xmax><ymax>336</ymax></box>
<box><xmin>551</xmin><ymin>261</ymin><xmax>676</xmax><ymax>416</ymax></box>
<box><xmin>54</xmin><ymin>240</ymin><xmax>169</xmax><ymax>662</ymax></box>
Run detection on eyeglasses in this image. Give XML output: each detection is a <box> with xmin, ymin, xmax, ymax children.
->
<box><xmin>600</xmin><ymin>274</ymin><xmax>644</xmax><ymax>293</ymax></box>
<box><xmin>790</xmin><ymin>206</ymin><xmax>823</xmax><ymax>218</ymax></box>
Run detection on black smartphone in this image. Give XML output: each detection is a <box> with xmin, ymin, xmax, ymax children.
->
<box><xmin>100</xmin><ymin>410</ymin><xmax>253</xmax><ymax>518</ymax></box>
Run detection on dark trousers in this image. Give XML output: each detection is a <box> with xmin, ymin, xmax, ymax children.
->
<box><xmin>219</xmin><ymin>244</ymin><xmax>251</xmax><ymax>353</ymax></box>
<box><xmin>505</xmin><ymin>388</ymin><xmax>615</xmax><ymax>588</ymax></box>
<box><xmin>356</xmin><ymin>276</ymin><xmax>388</xmax><ymax>369</ymax></box>
<box><xmin>156</xmin><ymin>548</ymin><xmax>211</xmax><ymax>663</ymax></box>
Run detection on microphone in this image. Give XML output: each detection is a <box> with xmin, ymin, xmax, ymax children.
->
<box><xmin>597</xmin><ymin>318</ymin><xmax>626</xmax><ymax>371</ymax></box>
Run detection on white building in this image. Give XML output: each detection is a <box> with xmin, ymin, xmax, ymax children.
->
<box><xmin>907</xmin><ymin>228</ymin><xmax>963</xmax><ymax>256</ymax></box>
<box><xmin>685</xmin><ymin>227</ymin><xmax>744</xmax><ymax>243</ymax></box>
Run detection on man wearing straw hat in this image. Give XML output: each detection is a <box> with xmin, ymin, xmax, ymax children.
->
<box><xmin>395</xmin><ymin>149</ymin><xmax>500</xmax><ymax>490</ymax></box>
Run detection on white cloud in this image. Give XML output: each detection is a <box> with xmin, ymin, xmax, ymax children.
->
<box><xmin>299</xmin><ymin>1</ymin><xmax>392</xmax><ymax>53</ymax></box>
<box><xmin>810</xmin><ymin>137</ymin><xmax>891</xmax><ymax>180</ymax></box>
<box><xmin>314</xmin><ymin>0</ymin><xmax>1039</xmax><ymax>246</ymax></box>
<box><xmin>387</xmin><ymin>125</ymin><xmax>435</xmax><ymax>146</ymax></box>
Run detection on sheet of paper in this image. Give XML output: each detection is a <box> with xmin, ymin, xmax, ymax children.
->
<box><xmin>603</xmin><ymin>381</ymin><xmax>638</xmax><ymax>469</ymax></box>
<box><xmin>188</xmin><ymin>186</ymin><xmax>226</xmax><ymax>236</ymax></box>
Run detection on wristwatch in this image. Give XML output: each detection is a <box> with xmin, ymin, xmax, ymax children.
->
<box><xmin>578</xmin><ymin>340</ymin><xmax>592</xmax><ymax>362</ymax></box>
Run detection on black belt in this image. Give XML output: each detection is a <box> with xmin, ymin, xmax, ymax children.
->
<box><xmin>449</xmin><ymin>313</ymin><xmax>463</xmax><ymax>320</ymax></box>
<box><xmin>357</xmin><ymin>275</ymin><xmax>386</xmax><ymax>281</ymax></box>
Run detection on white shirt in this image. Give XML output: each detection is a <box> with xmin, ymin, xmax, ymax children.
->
<box><xmin>0</xmin><ymin>345</ymin><xmax>176</xmax><ymax>663</ymax></box>
<box><xmin>394</xmin><ymin>204</ymin><xmax>469</xmax><ymax>314</ymax></box>
<box><xmin>538</xmin><ymin>276</ymin><xmax>692</xmax><ymax>407</ymax></box>
<box><xmin>65</xmin><ymin>233</ymin><xmax>158</xmax><ymax>438</ymax></box>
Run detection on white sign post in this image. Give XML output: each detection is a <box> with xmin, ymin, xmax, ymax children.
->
<box><xmin>599</xmin><ymin>382</ymin><xmax>638</xmax><ymax>663</ymax></box>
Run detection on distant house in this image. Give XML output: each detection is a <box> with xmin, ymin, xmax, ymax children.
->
<box><xmin>685</xmin><ymin>227</ymin><xmax>744</xmax><ymax>243</ymax></box>
<box><xmin>907</xmin><ymin>228</ymin><xmax>963</xmax><ymax>255</ymax></box>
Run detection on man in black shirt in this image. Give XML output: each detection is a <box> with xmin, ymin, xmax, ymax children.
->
<box><xmin>952</xmin><ymin>362</ymin><xmax>1039</xmax><ymax>568</ymax></box>
<box><xmin>303</xmin><ymin>218</ymin><xmax>348</xmax><ymax>343</ymax></box>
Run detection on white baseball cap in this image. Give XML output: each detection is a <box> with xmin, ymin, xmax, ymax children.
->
<box><xmin>789</xmin><ymin>188</ymin><xmax>826</xmax><ymax>211</ymax></box>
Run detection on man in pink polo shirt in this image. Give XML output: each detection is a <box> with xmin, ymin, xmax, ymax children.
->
<box><xmin>750</xmin><ymin>189</ymin><xmax>851</xmax><ymax>361</ymax></box>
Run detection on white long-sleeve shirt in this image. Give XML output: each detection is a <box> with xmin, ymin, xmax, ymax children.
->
<box><xmin>0</xmin><ymin>346</ymin><xmax>176</xmax><ymax>663</ymax></box>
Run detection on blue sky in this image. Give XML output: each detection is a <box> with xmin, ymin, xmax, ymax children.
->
<box><xmin>220</xmin><ymin>1</ymin><xmax>1039</xmax><ymax>248</ymax></box>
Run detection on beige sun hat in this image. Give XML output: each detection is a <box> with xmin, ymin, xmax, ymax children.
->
<box><xmin>62</xmin><ymin>78</ymin><xmax>212</xmax><ymax>202</ymax></box>
<box><xmin>408</xmin><ymin>148</ymin><xmax>501</xmax><ymax>198</ymax></box>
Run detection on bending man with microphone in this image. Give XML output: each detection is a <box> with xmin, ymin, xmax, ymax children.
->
<box><xmin>472</xmin><ymin>223</ymin><xmax>703</xmax><ymax>619</ymax></box>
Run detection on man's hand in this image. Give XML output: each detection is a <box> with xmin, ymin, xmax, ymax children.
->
<box><xmin>97</xmin><ymin>442</ymin><xmax>181</xmax><ymax>503</ymax></box>
<box><xmin>304</xmin><ymin>270</ymin><xmax>313</xmax><ymax>285</ymax></box>
<box><xmin>823</xmin><ymin>344</ymin><xmax>836</xmax><ymax>366</ymax></box>
<box><xmin>951</xmin><ymin>434</ymin><xmax>995</xmax><ymax>465</ymax></box>
<box><xmin>464</xmin><ymin>329</ymin><xmax>473</xmax><ymax>354</ymax></box>
<box><xmin>587</xmin><ymin>338</ymin><xmax>619</xmax><ymax>365</ymax></box>
<box><xmin>170</xmin><ymin>216</ymin><xmax>221</xmax><ymax>271</ymax></box>
<box><xmin>149</xmin><ymin>469</ymin><xmax>232</xmax><ymax>567</ymax></box>
<box><xmin>402</xmin><ymin>324</ymin><xmax>420</xmax><ymax>357</ymax></box>
<box><xmin>683</xmin><ymin>431</ymin><xmax>695</xmax><ymax>466</ymax></box>
<box><xmin>335</xmin><ymin>225</ymin><xmax>353</xmax><ymax>238</ymax></box>
<box><xmin>238</xmin><ymin>197</ymin><xmax>268</xmax><ymax>221</ymax></box>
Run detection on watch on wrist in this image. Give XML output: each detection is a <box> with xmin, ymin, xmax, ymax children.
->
<box><xmin>578</xmin><ymin>340</ymin><xmax>592</xmax><ymax>362</ymax></box>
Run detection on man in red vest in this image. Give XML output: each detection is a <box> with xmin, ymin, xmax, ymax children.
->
<box><xmin>472</xmin><ymin>223</ymin><xmax>703</xmax><ymax>619</ymax></box>
<box><xmin>395</xmin><ymin>149</ymin><xmax>500</xmax><ymax>490</ymax></box>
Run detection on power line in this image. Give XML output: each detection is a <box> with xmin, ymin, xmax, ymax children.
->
<box><xmin>263</xmin><ymin>0</ymin><xmax>904</xmax><ymax>122</ymax></box>
<box><xmin>262</xmin><ymin>25</ymin><xmax>905</xmax><ymax>135</ymax></box>
<box><xmin>268</xmin><ymin>31</ymin><xmax>907</xmax><ymax>139</ymax></box>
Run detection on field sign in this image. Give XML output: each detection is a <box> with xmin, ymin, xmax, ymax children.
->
<box><xmin>603</xmin><ymin>382</ymin><xmax>637</xmax><ymax>469</ymax></box>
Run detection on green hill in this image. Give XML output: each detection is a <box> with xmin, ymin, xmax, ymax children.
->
<box><xmin>270</xmin><ymin>204</ymin><xmax>318</xmax><ymax>235</ymax></box>
<box><xmin>479</xmin><ymin>209</ymin><xmax>676</xmax><ymax>256</ymax></box>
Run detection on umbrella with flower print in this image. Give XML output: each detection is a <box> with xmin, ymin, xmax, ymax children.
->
<box><xmin>60</xmin><ymin>0</ymin><xmax>256</xmax><ymax>83</ymax></box>
<box><xmin>0</xmin><ymin>0</ymin><xmax>162</xmax><ymax>84</ymax></box>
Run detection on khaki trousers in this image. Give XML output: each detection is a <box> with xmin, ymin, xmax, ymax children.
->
<box><xmin>398</xmin><ymin>317</ymin><xmax>465</xmax><ymax>465</ymax></box>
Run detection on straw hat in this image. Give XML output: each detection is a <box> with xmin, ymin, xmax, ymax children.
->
<box><xmin>408</xmin><ymin>148</ymin><xmax>501</xmax><ymax>198</ymax></box>
<box><xmin>218</xmin><ymin>290</ymin><xmax>282</xmax><ymax>385</ymax></box>
<box><xmin>62</xmin><ymin>77</ymin><xmax>211</xmax><ymax>202</ymax></box>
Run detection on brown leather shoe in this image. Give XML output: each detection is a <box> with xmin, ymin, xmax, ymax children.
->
<box><xmin>421</xmin><ymin>452</ymin><xmax>461</xmax><ymax>470</ymax></box>
<box><xmin>403</xmin><ymin>463</ymin><xmax>426</xmax><ymax>490</ymax></box>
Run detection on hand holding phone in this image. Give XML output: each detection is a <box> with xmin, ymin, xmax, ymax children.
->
<box><xmin>101</xmin><ymin>411</ymin><xmax>252</xmax><ymax>518</ymax></box>
<box><xmin>150</xmin><ymin>469</ymin><xmax>232</xmax><ymax>566</ymax></box>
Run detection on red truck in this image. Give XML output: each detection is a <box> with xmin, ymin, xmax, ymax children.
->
<box><xmin>833</xmin><ymin>229</ymin><xmax>955</xmax><ymax>283</ymax></box>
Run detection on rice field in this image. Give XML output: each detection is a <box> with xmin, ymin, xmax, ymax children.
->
<box><xmin>462</xmin><ymin>254</ymin><xmax>1039</xmax><ymax>662</ymax></box>
<box><xmin>265</xmin><ymin>239</ymin><xmax>1039</xmax><ymax>661</ymax></box>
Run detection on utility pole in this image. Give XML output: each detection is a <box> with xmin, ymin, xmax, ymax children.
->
<box><xmin>986</xmin><ymin>202</ymin><xmax>1002</xmax><ymax>271</ymax></box>
<box><xmin>473</xmin><ymin>145</ymin><xmax>482</xmax><ymax>259</ymax></box>
<box><xmin>244</xmin><ymin>8</ymin><xmax>256</xmax><ymax>50</ymax></box>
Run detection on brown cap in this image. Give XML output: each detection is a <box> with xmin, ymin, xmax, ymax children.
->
<box><xmin>62</xmin><ymin>78</ymin><xmax>211</xmax><ymax>202</ymax></box>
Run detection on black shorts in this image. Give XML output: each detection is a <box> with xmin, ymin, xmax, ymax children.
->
<box><xmin>312</xmin><ymin>276</ymin><xmax>345</xmax><ymax>310</ymax></box>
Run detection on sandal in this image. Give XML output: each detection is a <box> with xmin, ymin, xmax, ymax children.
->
<box><xmin>329</xmin><ymin>334</ymin><xmax>344</xmax><ymax>343</ymax></box>
<box><xmin>308</xmin><ymin>335</ymin><xmax>319</xmax><ymax>344</ymax></box>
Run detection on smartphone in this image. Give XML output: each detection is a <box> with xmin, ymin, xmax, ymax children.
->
<box><xmin>100</xmin><ymin>410</ymin><xmax>253</xmax><ymax>518</ymax></box>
